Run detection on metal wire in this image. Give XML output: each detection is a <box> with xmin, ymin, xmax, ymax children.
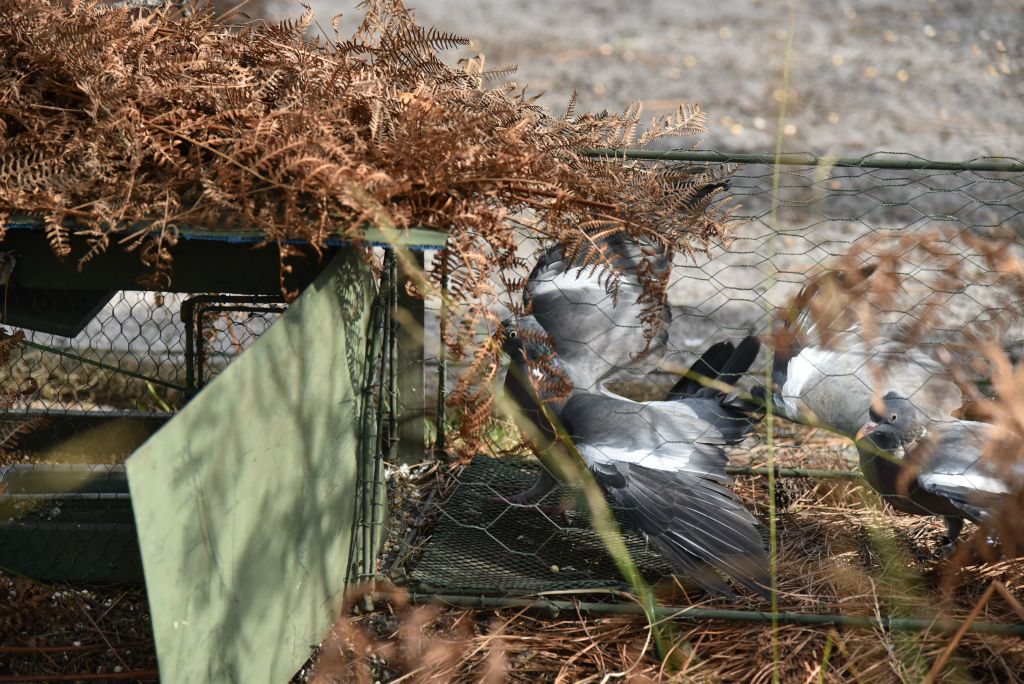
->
<box><xmin>586</xmin><ymin>148</ymin><xmax>1024</xmax><ymax>173</ymax></box>
<box><xmin>354</xmin><ymin>250</ymin><xmax>400</xmax><ymax>586</ymax></box>
<box><xmin>725</xmin><ymin>466</ymin><xmax>864</xmax><ymax>480</ymax></box>
<box><xmin>17</xmin><ymin>338</ymin><xmax>186</xmax><ymax>392</ymax></box>
<box><xmin>358</xmin><ymin>273</ymin><xmax>386</xmax><ymax>581</ymax></box>
<box><xmin>405</xmin><ymin>593</ymin><xmax>1024</xmax><ymax>637</ymax></box>
<box><xmin>180</xmin><ymin>294</ymin><xmax>285</xmax><ymax>396</ymax></box>
<box><xmin>436</xmin><ymin>253</ymin><xmax>449</xmax><ymax>456</ymax></box>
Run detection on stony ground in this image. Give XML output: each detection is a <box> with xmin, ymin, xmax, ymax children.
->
<box><xmin>290</xmin><ymin>0</ymin><xmax>1024</xmax><ymax>160</ymax></box>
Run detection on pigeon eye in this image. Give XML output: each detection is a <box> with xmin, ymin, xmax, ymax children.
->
<box><xmin>889</xmin><ymin>412</ymin><xmax>898</xmax><ymax>422</ymax></box>
<box><xmin>507</xmin><ymin>329</ymin><xmax>518</xmax><ymax>339</ymax></box>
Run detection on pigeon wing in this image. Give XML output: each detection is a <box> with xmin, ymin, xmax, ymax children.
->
<box><xmin>562</xmin><ymin>393</ymin><xmax>769</xmax><ymax>596</ymax></box>
<box><xmin>525</xmin><ymin>239</ymin><xmax>671</xmax><ymax>391</ymax></box>
<box><xmin>917</xmin><ymin>421</ymin><xmax>1015</xmax><ymax>522</ymax></box>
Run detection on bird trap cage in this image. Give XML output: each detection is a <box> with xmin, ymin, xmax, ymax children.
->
<box><xmin>5</xmin><ymin>151</ymin><xmax>1024</xmax><ymax>680</ymax></box>
<box><xmin>0</xmin><ymin>217</ymin><xmax>448</xmax><ymax>681</ymax></box>
<box><xmin>391</xmin><ymin>150</ymin><xmax>1024</xmax><ymax>659</ymax></box>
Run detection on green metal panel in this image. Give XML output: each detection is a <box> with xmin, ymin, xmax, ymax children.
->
<box><xmin>2</xmin><ymin>287</ymin><xmax>114</xmax><ymax>336</ymax></box>
<box><xmin>2</xmin><ymin>216</ymin><xmax>448</xmax><ymax>294</ymax></box>
<box><xmin>125</xmin><ymin>249</ymin><xmax>375</xmax><ymax>684</ymax></box>
<box><xmin>396</xmin><ymin>251</ymin><xmax>426</xmax><ymax>463</ymax></box>
<box><xmin>1</xmin><ymin>225</ymin><xmax>337</xmax><ymax>294</ymax></box>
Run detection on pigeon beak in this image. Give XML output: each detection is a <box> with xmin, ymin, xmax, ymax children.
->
<box><xmin>855</xmin><ymin>422</ymin><xmax>878</xmax><ymax>442</ymax></box>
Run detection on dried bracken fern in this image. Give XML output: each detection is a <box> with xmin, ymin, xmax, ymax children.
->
<box><xmin>0</xmin><ymin>0</ymin><xmax>733</xmax><ymax>454</ymax></box>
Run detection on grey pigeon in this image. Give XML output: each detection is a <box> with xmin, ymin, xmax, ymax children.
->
<box><xmin>519</xmin><ymin>176</ymin><xmax>729</xmax><ymax>392</ymax></box>
<box><xmin>497</xmin><ymin>236</ymin><xmax>674</xmax><ymax>501</ymax></box>
<box><xmin>759</xmin><ymin>268</ymin><xmax>963</xmax><ymax>438</ymax></box>
<box><xmin>856</xmin><ymin>392</ymin><xmax>1023</xmax><ymax>553</ymax></box>
<box><xmin>765</xmin><ymin>334</ymin><xmax>963</xmax><ymax>438</ymax></box>
<box><xmin>500</xmin><ymin>317</ymin><xmax>769</xmax><ymax>597</ymax></box>
<box><xmin>759</xmin><ymin>268</ymin><xmax>987</xmax><ymax>552</ymax></box>
<box><xmin>519</xmin><ymin>235</ymin><xmax>673</xmax><ymax>394</ymax></box>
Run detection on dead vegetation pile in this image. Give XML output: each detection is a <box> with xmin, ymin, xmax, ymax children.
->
<box><xmin>0</xmin><ymin>572</ymin><xmax>156</xmax><ymax>681</ymax></box>
<box><xmin>0</xmin><ymin>0</ymin><xmax>733</xmax><ymax>452</ymax></box>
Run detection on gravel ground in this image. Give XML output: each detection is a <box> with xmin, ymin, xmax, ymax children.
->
<box><xmin>289</xmin><ymin>0</ymin><xmax>1024</xmax><ymax>160</ymax></box>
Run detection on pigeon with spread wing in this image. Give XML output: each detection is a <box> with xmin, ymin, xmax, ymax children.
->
<box><xmin>501</xmin><ymin>315</ymin><xmax>768</xmax><ymax>597</ymax></box>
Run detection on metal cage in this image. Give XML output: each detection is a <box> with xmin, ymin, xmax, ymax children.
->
<box><xmin>394</xmin><ymin>150</ymin><xmax>1024</xmax><ymax>638</ymax></box>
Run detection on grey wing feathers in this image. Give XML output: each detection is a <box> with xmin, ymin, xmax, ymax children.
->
<box><xmin>665</xmin><ymin>340</ymin><xmax>735</xmax><ymax>400</ymax></box>
<box><xmin>525</xmin><ymin>239</ymin><xmax>672</xmax><ymax>390</ymax></box>
<box><xmin>706</xmin><ymin>335</ymin><xmax>761</xmax><ymax>390</ymax></box>
<box><xmin>590</xmin><ymin>460</ymin><xmax>770</xmax><ymax>597</ymax></box>
<box><xmin>676</xmin><ymin>395</ymin><xmax>757</xmax><ymax>445</ymax></box>
<box><xmin>526</xmin><ymin>234</ymin><xmax>672</xmax><ymax>295</ymax></box>
<box><xmin>562</xmin><ymin>394</ymin><xmax>768</xmax><ymax>596</ymax></box>
<box><xmin>562</xmin><ymin>393</ymin><xmax>730</xmax><ymax>474</ymax></box>
<box><xmin>777</xmin><ymin>264</ymin><xmax>878</xmax><ymax>353</ymax></box>
<box><xmin>918</xmin><ymin>421</ymin><xmax>1014</xmax><ymax>521</ymax></box>
<box><xmin>668</xmin><ymin>337</ymin><xmax>761</xmax><ymax>444</ymax></box>
<box><xmin>779</xmin><ymin>344</ymin><xmax>880</xmax><ymax>437</ymax></box>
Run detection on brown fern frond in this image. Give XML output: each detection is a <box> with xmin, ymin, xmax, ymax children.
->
<box><xmin>0</xmin><ymin>329</ymin><xmax>25</xmax><ymax>361</ymax></box>
<box><xmin>480</xmin><ymin>64</ymin><xmax>518</xmax><ymax>82</ymax></box>
<box><xmin>562</xmin><ymin>89</ymin><xmax>578</xmax><ymax>120</ymax></box>
<box><xmin>0</xmin><ymin>414</ymin><xmax>47</xmax><ymax>452</ymax></box>
<box><xmin>637</xmin><ymin>102</ymin><xmax>707</xmax><ymax>147</ymax></box>
<box><xmin>43</xmin><ymin>212</ymin><xmax>71</xmax><ymax>257</ymax></box>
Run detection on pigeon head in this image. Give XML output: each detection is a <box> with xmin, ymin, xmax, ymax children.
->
<box><xmin>498</xmin><ymin>315</ymin><xmax>555</xmax><ymax>363</ymax></box>
<box><xmin>856</xmin><ymin>392</ymin><xmax>924</xmax><ymax>454</ymax></box>
<box><xmin>498</xmin><ymin>314</ymin><xmax>573</xmax><ymax>402</ymax></box>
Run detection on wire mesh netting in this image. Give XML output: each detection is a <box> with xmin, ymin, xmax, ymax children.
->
<box><xmin>181</xmin><ymin>295</ymin><xmax>287</xmax><ymax>397</ymax></box>
<box><xmin>0</xmin><ymin>291</ymin><xmax>289</xmax><ymax>462</ymax></box>
<box><xmin>663</xmin><ymin>152</ymin><xmax>1024</xmax><ymax>354</ymax></box>
<box><xmin>410</xmin><ymin>455</ymin><xmax>675</xmax><ymax>595</ymax></box>
<box><xmin>2</xmin><ymin>292</ymin><xmax>182</xmax><ymax>455</ymax></box>
<box><xmin>1</xmin><ymin>241</ymin><xmax>401</xmax><ymax>679</ymax></box>
<box><xmin>400</xmin><ymin>153</ymin><xmax>1024</xmax><ymax>630</ymax></box>
<box><xmin>0</xmin><ymin>464</ymin><xmax>141</xmax><ymax>583</ymax></box>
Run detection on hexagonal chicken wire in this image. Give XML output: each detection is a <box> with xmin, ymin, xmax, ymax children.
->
<box><xmin>395</xmin><ymin>150</ymin><xmax>1024</xmax><ymax>639</ymax></box>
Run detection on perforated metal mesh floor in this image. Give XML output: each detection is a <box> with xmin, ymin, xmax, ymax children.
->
<box><xmin>408</xmin><ymin>455</ymin><xmax>676</xmax><ymax>596</ymax></box>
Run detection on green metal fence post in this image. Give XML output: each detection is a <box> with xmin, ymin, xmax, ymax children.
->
<box><xmin>396</xmin><ymin>251</ymin><xmax>426</xmax><ymax>464</ymax></box>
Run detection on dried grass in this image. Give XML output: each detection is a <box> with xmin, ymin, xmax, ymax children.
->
<box><xmin>0</xmin><ymin>572</ymin><xmax>157</xmax><ymax>681</ymax></box>
<box><xmin>309</xmin><ymin>421</ymin><xmax>1024</xmax><ymax>683</ymax></box>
